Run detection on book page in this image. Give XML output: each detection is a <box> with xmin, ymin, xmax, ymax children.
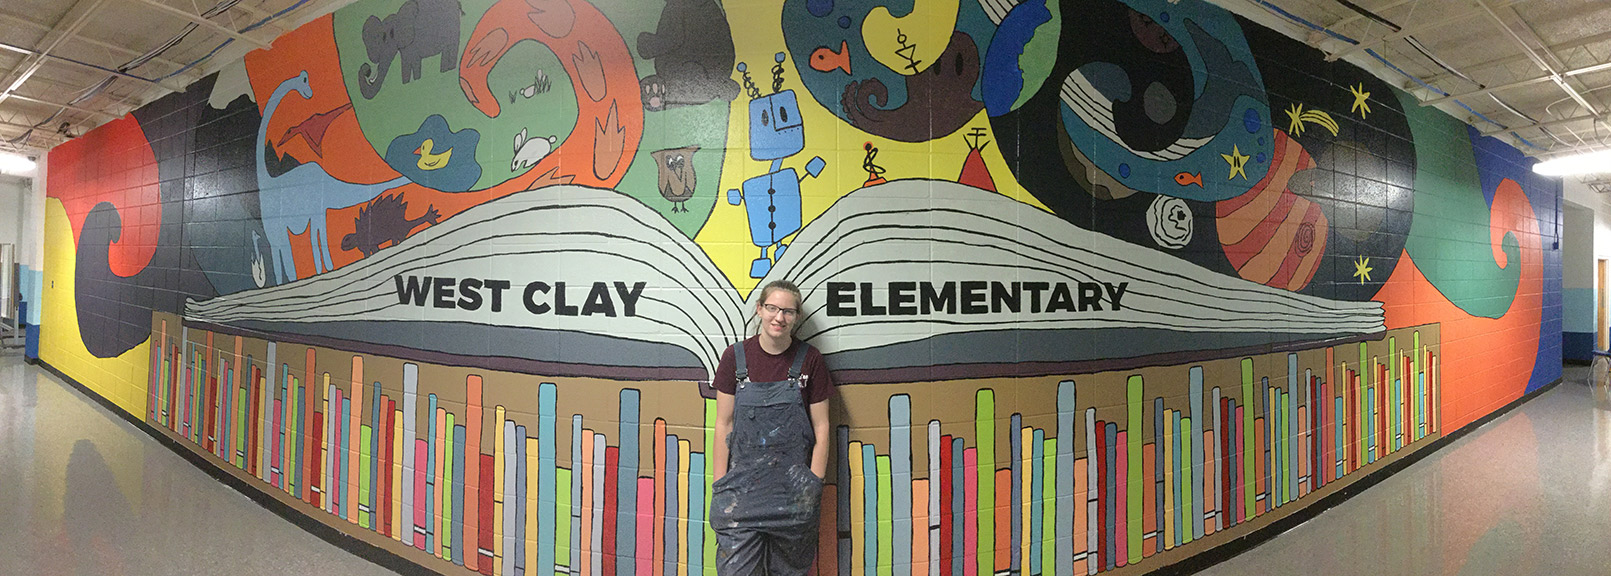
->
<box><xmin>185</xmin><ymin>186</ymin><xmax>744</xmax><ymax>379</ymax></box>
<box><xmin>764</xmin><ymin>180</ymin><xmax>1385</xmax><ymax>379</ymax></box>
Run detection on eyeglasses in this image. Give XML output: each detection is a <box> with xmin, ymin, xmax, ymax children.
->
<box><xmin>760</xmin><ymin>303</ymin><xmax>799</xmax><ymax>318</ymax></box>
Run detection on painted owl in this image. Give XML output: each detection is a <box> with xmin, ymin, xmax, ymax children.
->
<box><xmin>652</xmin><ymin>145</ymin><xmax>698</xmax><ymax>212</ymax></box>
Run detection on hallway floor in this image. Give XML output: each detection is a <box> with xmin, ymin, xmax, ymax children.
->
<box><xmin>1200</xmin><ymin>363</ymin><xmax>1611</xmax><ymax>576</ymax></box>
<box><xmin>2</xmin><ymin>351</ymin><xmax>1608</xmax><ymax>575</ymax></box>
<box><xmin>0</xmin><ymin>352</ymin><xmax>395</xmax><ymax>576</ymax></box>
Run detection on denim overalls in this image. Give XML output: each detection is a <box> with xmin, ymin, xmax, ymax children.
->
<box><xmin>710</xmin><ymin>342</ymin><xmax>823</xmax><ymax>576</ymax></box>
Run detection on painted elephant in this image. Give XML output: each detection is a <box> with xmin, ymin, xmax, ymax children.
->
<box><xmin>359</xmin><ymin>0</ymin><xmax>462</xmax><ymax>100</ymax></box>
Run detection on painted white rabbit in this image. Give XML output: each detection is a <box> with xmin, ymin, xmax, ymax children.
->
<box><xmin>512</xmin><ymin>128</ymin><xmax>557</xmax><ymax>172</ymax></box>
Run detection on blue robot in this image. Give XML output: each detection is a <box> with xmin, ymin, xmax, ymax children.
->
<box><xmin>728</xmin><ymin>53</ymin><xmax>826</xmax><ymax>278</ymax></box>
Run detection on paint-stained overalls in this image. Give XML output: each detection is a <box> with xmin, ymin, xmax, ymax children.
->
<box><xmin>710</xmin><ymin>342</ymin><xmax>823</xmax><ymax>576</ymax></box>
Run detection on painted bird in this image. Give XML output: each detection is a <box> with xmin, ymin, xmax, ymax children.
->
<box><xmin>414</xmin><ymin>139</ymin><xmax>451</xmax><ymax>171</ymax></box>
<box><xmin>810</xmin><ymin>41</ymin><xmax>852</xmax><ymax>75</ymax></box>
<box><xmin>1175</xmin><ymin>171</ymin><xmax>1203</xmax><ymax>188</ymax></box>
<box><xmin>652</xmin><ymin>146</ymin><xmax>698</xmax><ymax>212</ymax></box>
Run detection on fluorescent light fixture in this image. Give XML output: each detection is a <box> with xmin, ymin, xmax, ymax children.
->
<box><xmin>0</xmin><ymin>152</ymin><xmax>34</xmax><ymax>175</ymax></box>
<box><xmin>1534</xmin><ymin>149</ymin><xmax>1611</xmax><ymax>177</ymax></box>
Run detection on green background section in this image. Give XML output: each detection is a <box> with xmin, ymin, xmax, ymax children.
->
<box><xmin>335</xmin><ymin>0</ymin><xmax>579</xmax><ymax>191</ymax></box>
<box><xmin>598</xmin><ymin>0</ymin><xmax>732</xmax><ymax>238</ymax></box>
<box><xmin>333</xmin><ymin>0</ymin><xmax>732</xmax><ymax>238</ymax></box>
<box><xmin>1011</xmin><ymin>0</ymin><xmax>1061</xmax><ymax>113</ymax></box>
<box><xmin>1399</xmin><ymin>90</ymin><xmax>1519</xmax><ymax>319</ymax></box>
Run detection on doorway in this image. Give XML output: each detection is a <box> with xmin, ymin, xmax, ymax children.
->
<box><xmin>1600</xmin><ymin>259</ymin><xmax>1607</xmax><ymax>351</ymax></box>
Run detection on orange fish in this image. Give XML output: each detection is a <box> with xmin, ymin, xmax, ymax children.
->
<box><xmin>1175</xmin><ymin>171</ymin><xmax>1203</xmax><ymax>187</ymax></box>
<box><xmin>810</xmin><ymin>41</ymin><xmax>852</xmax><ymax>75</ymax></box>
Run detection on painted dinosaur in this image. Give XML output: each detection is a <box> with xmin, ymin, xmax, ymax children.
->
<box><xmin>341</xmin><ymin>194</ymin><xmax>441</xmax><ymax>257</ymax></box>
<box><xmin>255</xmin><ymin>71</ymin><xmax>409</xmax><ymax>285</ymax></box>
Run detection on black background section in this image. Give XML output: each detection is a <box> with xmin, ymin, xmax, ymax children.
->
<box><xmin>74</xmin><ymin>202</ymin><xmax>162</xmax><ymax>358</ymax></box>
<box><xmin>988</xmin><ymin>0</ymin><xmax>1237</xmax><ymax>277</ymax></box>
<box><xmin>1239</xmin><ymin>21</ymin><xmax>1417</xmax><ymax>303</ymax></box>
<box><xmin>134</xmin><ymin>72</ymin><xmax>268</xmax><ymax>299</ymax></box>
<box><xmin>988</xmin><ymin>3</ymin><xmax>1422</xmax><ymax>302</ymax></box>
<box><xmin>74</xmin><ymin>73</ymin><xmax>269</xmax><ymax>357</ymax></box>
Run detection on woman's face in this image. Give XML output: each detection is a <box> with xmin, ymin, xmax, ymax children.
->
<box><xmin>758</xmin><ymin>288</ymin><xmax>801</xmax><ymax>340</ymax></box>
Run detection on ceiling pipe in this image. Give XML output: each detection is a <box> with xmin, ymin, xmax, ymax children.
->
<box><xmin>0</xmin><ymin>0</ymin><xmax>115</xmax><ymax>109</ymax></box>
<box><xmin>1508</xmin><ymin>3</ymin><xmax>1609</xmax><ymax>116</ymax></box>
<box><xmin>5</xmin><ymin>92</ymin><xmax>118</xmax><ymax>120</ymax></box>
<box><xmin>1473</xmin><ymin>0</ymin><xmax>1599</xmax><ymax>116</ymax></box>
<box><xmin>124</xmin><ymin>0</ymin><xmax>273</xmax><ymax>50</ymax></box>
<box><xmin>0</xmin><ymin>10</ymin><xmax>194</xmax><ymax>81</ymax></box>
<box><xmin>1539</xmin><ymin>94</ymin><xmax>1611</xmax><ymax>156</ymax></box>
<box><xmin>1424</xmin><ymin>28</ymin><xmax>1611</xmax><ymax>86</ymax></box>
<box><xmin>0</xmin><ymin>117</ymin><xmax>70</xmax><ymax>139</ymax></box>
<box><xmin>1481</xmin><ymin>110</ymin><xmax>1609</xmax><ymax>137</ymax></box>
<box><xmin>1</xmin><ymin>0</ymin><xmax>330</xmax><ymax>150</ymax></box>
<box><xmin>227</xmin><ymin>2</ymin><xmax>288</xmax><ymax>36</ymax></box>
<box><xmin>0</xmin><ymin>40</ymin><xmax>186</xmax><ymax>92</ymax></box>
<box><xmin>1323</xmin><ymin>0</ymin><xmax>1526</xmax><ymax>62</ymax></box>
<box><xmin>0</xmin><ymin>118</ymin><xmax>56</xmax><ymax>131</ymax></box>
<box><xmin>22</xmin><ymin>73</ymin><xmax>139</xmax><ymax>106</ymax></box>
<box><xmin>1325</xmin><ymin>0</ymin><xmax>1416</xmax><ymax>30</ymax></box>
<box><xmin>1535</xmin><ymin>142</ymin><xmax>1611</xmax><ymax>161</ymax></box>
<box><xmin>1421</xmin><ymin>60</ymin><xmax>1611</xmax><ymax>107</ymax></box>
<box><xmin>0</xmin><ymin>119</ymin><xmax>67</xmax><ymax>144</ymax></box>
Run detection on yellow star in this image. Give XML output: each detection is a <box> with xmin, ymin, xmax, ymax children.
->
<box><xmin>1350</xmin><ymin>83</ymin><xmax>1372</xmax><ymax>118</ymax></box>
<box><xmin>1286</xmin><ymin>103</ymin><xmax>1306</xmax><ymax>136</ymax></box>
<box><xmin>1222</xmin><ymin>144</ymin><xmax>1249</xmax><ymax>180</ymax></box>
<box><xmin>1352</xmin><ymin>255</ymin><xmax>1373</xmax><ymax>284</ymax></box>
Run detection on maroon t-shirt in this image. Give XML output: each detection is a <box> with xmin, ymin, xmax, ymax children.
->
<box><xmin>713</xmin><ymin>336</ymin><xmax>836</xmax><ymax>405</ymax></box>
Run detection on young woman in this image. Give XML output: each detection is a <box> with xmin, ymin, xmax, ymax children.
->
<box><xmin>710</xmin><ymin>280</ymin><xmax>835</xmax><ymax>575</ymax></box>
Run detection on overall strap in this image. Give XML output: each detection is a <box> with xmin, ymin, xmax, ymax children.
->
<box><xmin>732</xmin><ymin>341</ymin><xmax>749</xmax><ymax>382</ymax></box>
<box><xmin>788</xmin><ymin>343</ymin><xmax>812</xmax><ymax>380</ymax></box>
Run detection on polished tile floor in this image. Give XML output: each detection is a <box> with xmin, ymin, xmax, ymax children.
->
<box><xmin>0</xmin><ymin>352</ymin><xmax>395</xmax><ymax>576</ymax></box>
<box><xmin>1201</xmin><ymin>364</ymin><xmax>1611</xmax><ymax>576</ymax></box>
<box><xmin>2</xmin><ymin>351</ymin><xmax>1608</xmax><ymax>575</ymax></box>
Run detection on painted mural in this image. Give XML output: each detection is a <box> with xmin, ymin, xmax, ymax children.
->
<box><xmin>38</xmin><ymin>0</ymin><xmax>1561</xmax><ymax>574</ymax></box>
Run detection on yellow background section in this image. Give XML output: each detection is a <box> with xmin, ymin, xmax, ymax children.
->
<box><xmin>40</xmin><ymin>197</ymin><xmax>150</xmax><ymax>417</ymax></box>
<box><xmin>694</xmin><ymin>0</ymin><xmax>1049</xmax><ymax>298</ymax></box>
<box><xmin>862</xmin><ymin>0</ymin><xmax>960</xmax><ymax>76</ymax></box>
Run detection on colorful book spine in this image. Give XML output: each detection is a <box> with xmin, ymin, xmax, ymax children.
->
<box><xmin>464</xmin><ymin>375</ymin><xmax>482</xmax><ymax>571</ymax></box>
<box><xmin>519</xmin><ymin>428</ymin><xmax>534</xmax><ymax>576</ymax></box>
<box><xmin>937</xmin><ymin>432</ymin><xmax>952</xmax><ymax>576</ymax></box>
<box><xmin>892</xmin><ymin>395</ymin><xmax>912</xmax><ymax>576</ymax></box>
<box><xmin>1083</xmin><ymin>406</ymin><xmax>1096</xmax><ymax>574</ymax></box>
<box><xmin>402</xmin><ymin>363</ymin><xmax>419</xmax><ymax>546</ymax></box>
<box><xmin>351</xmin><ymin>357</ymin><xmax>364</xmax><ymax>526</ymax></box>
<box><xmin>516</xmin><ymin>428</ymin><xmax>530</xmax><ymax>575</ymax></box>
<box><xmin>260</xmin><ymin>342</ymin><xmax>276</xmax><ymax>482</ymax></box>
<box><xmin>387</xmin><ymin>398</ymin><xmax>399</xmax><ymax>538</ymax></box>
<box><xmin>429</xmin><ymin>395</ymin><xmax>442</xmax><ymax>554</ymax></box>
<box><xmin>602</xmin><ymin>446</ymin><xmax>618</xmax><ymax>576</ymax></box>
<box><xmin>247</xmin><ymin>365</ymin><xmax>260</xmax><ymax>473</ymax></box>
<box><xmin>323</xmin><ymin>382</ymin><xmax>334</xmax><ymax>513</ymax></box>
<box><xmin>653</xmin><ymin>418</ymin><xmax>666</xmax><ymax>576</ymax></box>
<box><xmin>448</xmin><ymin>413</ymin><xmax>461</xmax><ymax>564</ymax></box>
<box><xmin>371</xmin><ymin>384</ymin><xmax>384</xmax><ymax>532</ymax></box>
<box><xmin>292</xmin><ymin>373</ymin><xmax>304</xmax><ymax>498</ymax></box>
<box><xmin>1209</xmin><ymin>384</ymin><xmax>1222</xmax><ymax>534</ymax></box>
<box><xmin>143</xmin><ymin>328</ymin><xmax>1440</xmax><ymax>576</ymax></box>
<box><xmin>538</xmin><ymin>382</ymin><xmax>558</xmax><ymax>576</ymax></box>
<box><xmin>478</xmin><ymin>452</ymin><xmax>494</xmax><ymax>575</ymax></box>
<box><xmin>496</xmin><ymin>409</ymin><xmax>509</xmax><ymax>572</ymax></box>
<box><xmin>203</xmin><ymin>331</ymin><xmax>214</xmax><ymax>448</ymax></box>
<box><xmin>571</xmin><ymin>416</ymin><xmax>586</xmax><ymax>575</ymax></box>
<box><xmin>311</xmin><ymin>405</ymin><xmax>325</xmax><ymax>510</ymax></box>
<box><xmin>975</xmin><ymin>390</ymin><xmax>994</xmax><ymax>576</ymax></box>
